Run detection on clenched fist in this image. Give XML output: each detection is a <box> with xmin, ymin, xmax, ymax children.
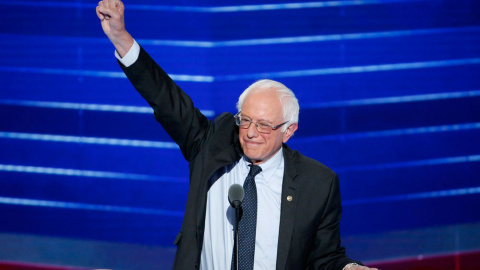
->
<box><xmin>96</xmin><ymin>0</ymin><xmax>133</xmax><ymax>57</ymax></box>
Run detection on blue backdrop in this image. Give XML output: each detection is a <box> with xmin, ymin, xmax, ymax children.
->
<box><xmin>0</xmin><ymin>0</ymin><xmax>479</xmax><ymax>269</ymax></box>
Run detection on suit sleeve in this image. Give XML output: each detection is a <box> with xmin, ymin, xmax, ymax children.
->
<box><xmin>119</xmin><ymin>46</ymin><xmax>213</xmax><ymax>162</ymax></box>
<box><xmin>307</xmin><ymin>174</ymin><xmax>363</xmax><ymax>270</ymax></box>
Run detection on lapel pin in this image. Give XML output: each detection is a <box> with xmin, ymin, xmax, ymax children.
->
<box><xmin>287</xmin><ymin>196</ymin><xmax>293</xmax><ymax>201</ymax></box>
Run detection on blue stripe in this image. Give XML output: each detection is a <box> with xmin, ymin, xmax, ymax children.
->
<box><xmin>2</xmin><ymin>123</ymin><xmax>479</xmax><ymax>148</ymax></box>
<box><xmin>302</xmin><ymin>90</ymin><xmax>480</xmax><ymax>109</ymax></box>
<box><xmin>294</xmin><ymin>123</ymin><xmax>480</xmax><ymax>143</ymax></box>
<box><xmin>0</xmin><ymin>99</ymin><xmax>216</xmax><ymax>118</ymax></box>
<box><xmin>0</xmin><ymin>66</ymin><xmax>214</xmax><ymax>83</ymax></box>
<box><xmin>0</xmin><ymin>89</ymin><xmax>475</xmax><ymax>117</ymax></box>
<box><xmin>0</xmin><ymin>1</ymin><xmax>90</xmax><ymax>9</ymax></box>
<box><xmin>336</xmin><ymin>155</ymin><xmax>480</xmax><ymax>173</ymax></box>
<box><xmin>0</xmin><ymin>164</ymin><xmax>187</xmax><ymax>183</ymax></box>
<box><xmin>3</xmin><ymin>26</ymin><xmax>479</xmax><ymax>48</ymax></box>
<box><xmin>0</xmin><ymin>66</ymin><xmax>126</xmax><ymax>78</ymax></box>
<box><xmin>0</xmin><ymin>0</ymin><xmax>429</xmax><ymax>13</ymax></box>
<box><xmin>2</xmin><ymin>90</ymin><xmax>474</xmax><ymax>117</ymax></box>
<box><xmin>142</xmin><ymin>39</ymin><xmax>214</xmax><ymax>48</ymax></box>
<box><xmin>0</xmin><ymin>196</ymin><xmax>184</xmax><ymax>217</ymax></box>
<box><xmin>0</xmin><ymin>100</ymin><xmax>153</xmax><ymax>113</ymax></box>
<box><xmin>215</xmin><ymin>58</ymin><xmax>480</xmax><ymax>81</ymax></box>
<box><xmin>0</xmin><ymin>132</ymin><xmax>180</xmax><ymax>149</ymax></box>
<box><xmin>177</xmin><ymin>26</ymin><xmax>480</xmax><ymax>47</ymax></box>
<box><xmin>189</xmin><ymin>0</ymin><xmax>434</xmax><ymax>13</ymax></box>
<box><xmin>1</xmin><ymin>151</ymin><xmax>478</xmax><ymax>181</ymax></box>
<box><xmin>2</xmin><ymin>58</ymin><xmax>479</xmax><ymax>81</ymax></box>
<box><xmin>344</xmin><ymin>186</ymin><xmax>480</xmax><ymax>206</ymax></box>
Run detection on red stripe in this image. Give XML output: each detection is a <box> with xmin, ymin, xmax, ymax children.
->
<box><xmin>366</xmin><ymin>250</ymin><xmax>480</xmax><ymax>270</ymax></box>
<box><xmin>2</xmin><ymin>250</ymin><xmax>480</xmax><ymax>270</ymax></box>
<box><xmin>0</xmin><ymin>261</ymin><xmax>87</xmax><ymax>270</ymax></box>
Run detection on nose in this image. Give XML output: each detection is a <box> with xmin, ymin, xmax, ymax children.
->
<box><xmin>246</xmin><ymin>122</ymin><xmax>259</xmax><ymax>138</ymax></box>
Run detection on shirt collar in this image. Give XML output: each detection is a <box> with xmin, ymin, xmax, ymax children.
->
<box><xmin>241</xmin><ymin>148</ymin><xmax>284</xmax><ymax>183</ymax></box>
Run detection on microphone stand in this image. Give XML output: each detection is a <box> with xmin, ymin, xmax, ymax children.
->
<box><xmin>233</xmin><ymin>203</ymin><xmax>242</xmax><ymax>270</ymax></box>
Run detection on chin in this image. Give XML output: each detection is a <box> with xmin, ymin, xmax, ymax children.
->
<box><xmin>243</xmin><ymin>151</ymin><xmax>263</xmax><ymax>163</ymax></box>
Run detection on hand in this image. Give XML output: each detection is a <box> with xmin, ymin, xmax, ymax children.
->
<box><xmin>96</xmin><ymin>0</ymin><xmax>126</xmax><ymax>38</ymax></box>
<box><xmin>96</xmin><ymin>0</ymin><xmax>133</xmax><ymax>57</ymax></box>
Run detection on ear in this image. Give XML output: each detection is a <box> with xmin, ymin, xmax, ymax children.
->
<box><xmin>282</xmin><ymin>123</ymin><xmax>298</xmax><ymax>143</ymax></box>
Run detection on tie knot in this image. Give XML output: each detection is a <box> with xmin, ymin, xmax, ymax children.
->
<box><xmin>248</xmin><ymin>164</ymin><xmax>262</xmax><ymax>178</ymax></box>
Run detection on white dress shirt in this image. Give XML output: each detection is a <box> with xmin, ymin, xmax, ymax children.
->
<box><xmin>201</xmin><ymin>149</ymin><xmax>284</xmax><ymax>270</ymax></box>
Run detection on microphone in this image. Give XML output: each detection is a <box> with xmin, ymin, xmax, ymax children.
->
<box><xmin>228</xmin><ymin>184</ymin><xmax>245</xmax><ymax>209</ymax></box>
<box><xmin>229</xmin><ymin>184</ymin><xmax>244</xmax><ymax>270</ymax></box>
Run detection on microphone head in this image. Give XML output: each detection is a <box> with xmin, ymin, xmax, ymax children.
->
<box><xmin>228</xmin><ymin>184</ymin><xmax>245</xmax><ymax>208</ymax></box>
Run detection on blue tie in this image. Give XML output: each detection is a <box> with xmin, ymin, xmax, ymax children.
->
<box><xmin>232</xmin><ymin>164</ymin><xmax>262</xmax><ymax>270</ymax></box>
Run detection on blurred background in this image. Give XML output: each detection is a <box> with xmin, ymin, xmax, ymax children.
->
<box><xmin>0</xmin><ymin>0</ymin><xmax>479</xmax><ymax>269</ymax></box>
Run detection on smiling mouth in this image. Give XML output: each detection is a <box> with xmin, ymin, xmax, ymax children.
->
<box><xmin>244</xmin><ymin>141</ymin><xmax>262</xmax><ymax>146</ymax></box>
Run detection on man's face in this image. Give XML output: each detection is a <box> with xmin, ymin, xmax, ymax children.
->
<box><xmin>239</xmin><ymin>89</ymin><xmax>297</xmax><ymax>165</ymax></box>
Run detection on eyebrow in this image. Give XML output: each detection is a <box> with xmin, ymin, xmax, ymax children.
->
<box><xmin>241</xmin><ymin>113</ymin><xmax>275</xmax><ymax>124</ymax></box>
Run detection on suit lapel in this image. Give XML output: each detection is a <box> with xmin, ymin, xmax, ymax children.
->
<box><xmin>276</xmin><ymin>145</ymin><xmax>299</xmax><ymax>270</ymax></box>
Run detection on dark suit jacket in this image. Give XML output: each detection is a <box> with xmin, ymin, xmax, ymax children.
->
<box><xmin>120</xmin><ymin>46</ymin><xmax>361</xmax><ymax>270</ymax></box>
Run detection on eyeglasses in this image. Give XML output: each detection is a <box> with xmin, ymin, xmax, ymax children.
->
<box><xmin>234</xmin><ymin>111</ymin><xmax>288</xmax><ymax>134</ymax></box>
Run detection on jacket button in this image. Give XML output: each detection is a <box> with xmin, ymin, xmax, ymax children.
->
<box><xmin>195</xmin><ymin>261</ymin><xmax>199</xmax><ymax>269</ymax></box>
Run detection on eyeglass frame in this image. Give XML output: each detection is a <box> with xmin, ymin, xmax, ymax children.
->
<box><xmin>234</xmin><ymin>111</ymin><xmax>289</xmax><ymax>134</ymax></box>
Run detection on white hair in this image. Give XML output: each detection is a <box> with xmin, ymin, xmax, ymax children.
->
<box><xmin>236</xmin><ymin>79</ymin><xmax>299</xmax><ymax>132</ymax></box>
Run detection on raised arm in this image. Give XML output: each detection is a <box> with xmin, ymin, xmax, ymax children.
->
<box><xmin>95</xmin><ymin>1</ymin><xmax>215</xmax><ymax>162</ymax></box>
<box><xmin>96</xmin><ymin>0</ymin><xmax>134</xmax><ymax>57</ymax></box>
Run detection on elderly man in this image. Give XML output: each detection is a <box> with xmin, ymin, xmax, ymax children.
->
<box><xmin>96</xmin><ymin>1</ymin><xmax>378</xmax><ymax>270</ymax></box>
